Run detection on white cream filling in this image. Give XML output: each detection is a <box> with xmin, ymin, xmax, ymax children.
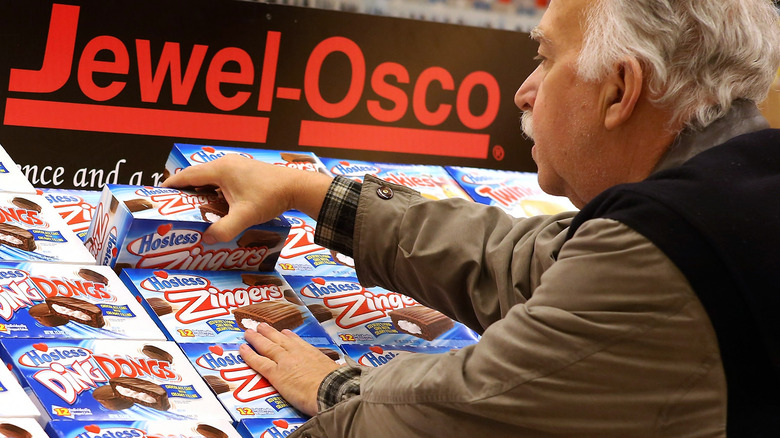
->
<box><xmin>398</xmin><ymin>320</ymin><xmax>422</xmax><ymax>335</ymax></box>
<box><xmin>51</xmin><ymin>304</ymin><xmax>90</xmax><ymax>321</ymax></box>
<box><xmin>205</xmin><ymin>212</ymin><xmax>222</xmax><ymax>223</ymax></box>
<box><xmin>241</xmin><ymin>318</ymin><xmax>260</xmax><ymax>332</ymax></box>
<box><xmin>116</xmin><ymin>386</ymin><xmax>156</xmax><ymax>404</ymax></box>
<box><xmin>0</xmin><ymin>234</ymin><xmax>23</xmax><ymax>245</ymax></box>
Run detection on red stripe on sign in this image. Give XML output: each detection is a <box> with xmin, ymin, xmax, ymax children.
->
<box><xmin>298</xmin><ymin>120</ymin><xmax>489</xmax><ymax>159</ymax></box>
<box><xmin>3</xmin><ymin>98</ymin><xmax>269</xmax><ymax>143</ymax></box>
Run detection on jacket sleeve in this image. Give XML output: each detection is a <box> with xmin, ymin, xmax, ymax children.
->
<box><xmin>292</xmin><ymin>176</ymin><xmax>725</xmax><ymax>438</ymax></box>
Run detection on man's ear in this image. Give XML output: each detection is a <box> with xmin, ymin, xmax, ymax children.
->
<box><xmin>604</xmin><ymin>57</ymin><xmax>643</xmax><ymax>130</ymax></box>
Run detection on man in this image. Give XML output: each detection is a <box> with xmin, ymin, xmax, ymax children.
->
<box><xmin>164</xmin><ymin>0</ymin><xmax>780</xmax><ymax>435</ymax></box>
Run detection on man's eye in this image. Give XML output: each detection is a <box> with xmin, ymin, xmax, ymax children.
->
<box><xmin>534</xmin><ymin>55</ymin><xmax>547</xmax><ymax>65</ymax></box>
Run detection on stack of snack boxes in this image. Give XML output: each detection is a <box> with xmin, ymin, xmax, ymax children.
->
<box><xmin>0</xmin><ymin>141</ymin><xmax>576</xmax><ymax>437</ymax></box>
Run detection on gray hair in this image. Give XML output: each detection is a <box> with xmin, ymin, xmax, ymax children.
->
<box><xmin>577</xmin><ymin>0</ymin><xmax>780</xmax><ymax>130</ymax></box>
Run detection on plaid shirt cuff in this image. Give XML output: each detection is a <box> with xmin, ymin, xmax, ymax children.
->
<box><xmin>317</xmin><ymin>365</ymin><xmax>362</xmax><ymax>411</ymax></box>
<box><xmin>314</xmin><ymin>175</ymin><xmax>362</xmax><ymax>257</ymax></box>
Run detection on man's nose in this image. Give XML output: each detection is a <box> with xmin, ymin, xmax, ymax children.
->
<box><xmin>514</xmin><ymin>67</ymin><xmax>539</xmax><ymax>111</ymax></box>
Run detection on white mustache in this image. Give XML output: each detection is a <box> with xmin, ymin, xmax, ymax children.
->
<box><xmin>521</xmin><ymin>111</ymin><xmax>534</xmax><ymax>140</ymax></box>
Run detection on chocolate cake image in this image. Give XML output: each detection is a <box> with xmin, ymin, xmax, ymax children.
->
<box><xmin>233</xmin><ymin>300</ymin><xmax>303</xmax><ymax>331</ymax></box>
<box><xmin>109</xmin><ymin>377</ymin><xmax>170</xmax><ymax>411</ymax></box>
<box><xmin>45</xmin><ymin>296</ymin><xmax>105</xmax><ymax>328</ymax></box>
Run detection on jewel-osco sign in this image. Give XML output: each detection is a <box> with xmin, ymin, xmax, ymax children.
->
<box><xmin>0</xmin><ymin>0</ymin><xmax>536</xmax><ymax>189</ymax></box>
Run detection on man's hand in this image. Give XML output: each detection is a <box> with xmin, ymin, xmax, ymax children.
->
<box><xmin>162</xmin><ymin>154</ymin><xmax>333</xmax><ymax>243</ymax></box>
<box><xmin>240</xmin><ymin>324</ymin><xmax>342</xmax><ymax>416</ymax></box>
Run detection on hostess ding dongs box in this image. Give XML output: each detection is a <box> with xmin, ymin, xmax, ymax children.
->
<box><xmin>445</xmin><ymin>166</ymin><xmax>577</xmax><ymax>217</ymax></box>
<box><xmin>0</xmin><ymin>262</ymin><xmax>166</xmax><ymax>340</ymax></box>
<box><xmin>0</xmin><ymin>357</ymin><xmax>40</xmax><ymax>417</ymax></box>
<box><xmin>38</xmin><ymin>189</ymin><xmax>101</xmax><ymax>242</ymax></box>
<box><xmin>84</xmin><ymin>185</ymin><xmax>289</xmax><ymax>271</ymax></box>
<box><xmin>46</xmin><ymin>419</ymin><xmax>243</xmax><ymax>438</ymax></box>
<box><xmin>0</xmin><ymin>193</ymin><xmax>95</xmax><ymax>264</ymax></box>
<box><xmin>283</xmin><ymin>275</ymin><xmax>480</xmax><ymax>348</ymax></box>
<box><xmin>181</xmin><ymin>343</ymin><xmax>342</xmax><ymax>420</ymax></box>
<box><xmin>0</xmin><ymin>143</ymin><xmax>36</xmax><ymax>194</ymax></box>
<box><xmin>165</xmin><ymin>144</ymin><xmax>331</xmax><ymax>178</ymax></box>
<box><xmin>319</xmin><ymin>157</ymin><xmax>472</xmax><ymax>201</ymax></box>
<box><xmin>0</xmin><ymin>418</ymin><xmax>48</xmax><ymax>438</ymax></box>
<box><xmin>0</xmin><ymin>338</ymin><xmax>231</xmax><ymax>422</ymax></box>
<box><xmin>120</xmin><ymin>269</ymin><xmax>333</xmax><ymax>346</ymax></box>
<box><xmin>236</xmin><ymin>418</ymin><xmax>308</xmax><ymax>438</ymax></box>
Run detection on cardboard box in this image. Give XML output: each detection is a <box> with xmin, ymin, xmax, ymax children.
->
<box><xmin>236</xmin><ymin>418</ymin><xmax>308</xmax><ymax>438</ymax></box>
<box><xmin>0</xmin><ymin>418</ymin><xmax>48</xmax><ymax>438</ymax></box>
<box><xmin>0</xmin><ymin>262</ymin><xmax>166</xmax><ymax>340</ymax></box>
<box><xmin>276</xmin><ymin>210</ymin><xmax>355</xmax><ymax>278</ymax></box>
<box><xmin>120</xmin><ymin>269</ymin><xmax>334</xmax><ymax>346</ymax></box>
<box><xmin>339</xmin><ymin>344</ymin><xmax>457</xmax><ymax>368</ymax></box>
<box><xmin>165</xmin><ymin>144</ymin><xmax>331</xmax><ymax>177</ymax></box>
<box><xmin>0</xmin><ymin>338</ymin><xmax>231</xmax><ymax>422</ymax></box>
<box><xmin>84</xmin><ymin>185</ymin><xmax>289</xmax><ymax>271</ymax></box>
<box><xmin>38</xmin><ymin>188</ymin><xmax>101</xmax><ymax>242</ymax></box>
<box><xmin>282</xmin><ymin>275</ymin><xmax>480</xmax><ymax>348</ymax></box>
<box><xmin>46</xmin><ymin>419</ymin><xmax>243</xmax><ymax>438</ymax></box>
<box><xmin>0</xmin><ymin>192</ymin><xmax>95</xmax><ymax>264</ymax></box>
<box><xmin>0</xmin><ymin>144</ymin><xmax>36</xmax><ymax>194</ymax></box>
<box><xmin>0</xmin><ymin>358</ymin><xmax>40</xmax><ymax>418</ymax></box>
<box><xmin>445</xmin><ymin>166</ymin><xmax>577</xmax><ymax>217</ymax></box>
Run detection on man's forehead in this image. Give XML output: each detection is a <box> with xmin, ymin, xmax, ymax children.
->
<box><xmin>533</xmin><ymin>0</ymin><xmax>592</xmax><ymax>49</ymax></box>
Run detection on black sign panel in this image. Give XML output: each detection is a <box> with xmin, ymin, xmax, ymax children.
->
<box><xmin>0</xmin><ymin>0</ymin><xmax>538</xmax><ymax>189</ymax></box>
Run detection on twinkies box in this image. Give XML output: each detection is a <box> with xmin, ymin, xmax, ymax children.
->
<box><xmin>277</xmin><ymin>210</ymin><xmax>355</xmax><ymax>278</ymax></box>
<box><xmin>165</xmin><ymin>144</ymin><xmax>331</xmax><ymax>178</ymax></box>
<box><xmin>319</xmin><ymin>157</ymin><xmax>472</xmax><ymax>201</ymax></box>
<box><xmin>0</xmin><ymin>144</ymin><xmax>36</xmax><ymax>194</ymax></box>
<box><xmin>0</xmin><ymin>338</ymin><xmax>231</xmax><ymax>422</ymax></box>
<box><xmin>84</xmin><ymin>185</ymin><xmax>289</xmax><ymax>271</ymax></box>
<box><xmin>38</xmin><ymin>188</ymin><xmax>101</xmax><ymax>242</ymax></box>
<box><xmin>236</xmin><ymin>418</ymin><xmax>308</xmax><ymax>438</ymax></box>
<box><xmin>0</xmin><ymin>262</ymin><xmax>166</xmax><ymax>340</ymax></box>
<box><xmin>445</xmin><ymin>166</ymin><xmax>577</xmax><ymax>217</ymax></box>
<box><xmin>0</xmin><ymin>418</ymin><xmax>48</xmax><ymax>438</ymax></box>
<box><xmin>0</xmin><ymin>193</ymin><xmax>95</xmax><ymax>264</ymax></box>
<box><xmin>181</xmin><ymin>342</ymin><xmax>342</xmax><ymax>420</ymax></box>
<box><xmin>0</xmin><ymin>358</ymin><xmax>40</xmax><ymax>417</ymax></box>
<box><xmin>120</xmin><ymin>269</ymin><xmax>334</xmax><ymax>346</ymax></box>
<box><xmin>46</xmin><ymin>419</ymin><xmax>243</xmax><ymax>438</ymax></box>
<box><xmin>282</xmin><ymin>275</ymin><xmax>480</xmax><ymax>348</ymax></box>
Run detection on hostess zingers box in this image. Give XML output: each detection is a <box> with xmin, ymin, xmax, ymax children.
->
<box><xmin>84</xmin><ymin>185</ymin><xmax>289</xmax><ymax>272</ymax></box>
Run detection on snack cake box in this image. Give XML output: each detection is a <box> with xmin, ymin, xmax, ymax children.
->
<box><xmin>339</xmin><ymin>344</ymin><xmax>458</xmax><ymax>368</ymax></box>
<box><xmin>282</xmin><ymin>275</ymin><xmax>480</xmax><ymax>348</ymax></box>
<box><xmin>236</xmin><ymin>418</ymin><xmax>308</xmax><ymax>438</ymax></box>
<box><xmin>0</xmin><ymin>144</ymin><xmax>36</xmax><ymax>194</ymax></box>
<box><xmin>165</xmin><ymin>144</ymin><xmax>331</xmax><ymax>177</ymax></box>
<box><xmin>180</xmin><ymin>342</ymin><xmax>342</xmax><ymax>421</ymax></box>
<box><xmin>0</xmin><ymin>418</ymin><xmax>48</xmax><ymax>438</ymax></box>
<box><xmin>319</xmin><ymin>157</ymin><xmax>472</xmax><ymax>201</ymax></box>
<box><xmin>119</xmin><ymin>269</ymin><xmax>334</xmax><ymax>346</ymax></box>
<box><xmin>444</xmin><ymin>166</ymin><xmax>577</xmax><ymax>217</ymax></box>
<box><xmin>0</xmin><ymin>338</ymin><xmax>231</xmax><ymax>422</ymax></box>
<box><xmin>277</xmin><ymin>210</ymin><xmax>355</xmax><ymax>278</ymax></box>
<box><xmin>0</xmin><ymin>262</ymin><xmax>166</xmax><ymax>340</ymax></box>
<box><xmin>38</xmin><ymin>188</ymin><xmax>101</xmax><ymax>242</ymax></box>
<box><xmin>0</xmin><ymin>357</ymin><xmax>40</xmax><ymax>417</ymax></box>
<box><xmin>0</xmin><ymin>192</ymin><xmax>95</xmax><ymax>264</ymax></box>
<box><xmin>46</xmin><ymin>419</ymin><xmax>243</xmax><ymax>438</ymax></box>
<box><xmin>84</xmin><ymin>185</ymin><xmax>289</xmax><ymax>272</ymax></box>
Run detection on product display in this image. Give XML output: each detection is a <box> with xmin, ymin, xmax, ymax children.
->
<box><xmin>120</xmin><ymin>269</ymin><xmax>334</xmax><ymax>346</ymax></box>
<box><xmin>0</xmin><ymin>262</ymin><xmax>166</xmax><ymax>340</ymax></box>
<box><xmin>236</xmin><ymin>418</ymin><xmax>308</xmax><ymax>438</ymax></box>
<box><xmin>276</xmin><ymin>210</ymin><xmax>356</xmax><ymax>277</ymax></box>
<box><xmin>83</xmin><ymin>185</ymin><xmax>290</xmax><ymax>271</ymax></box>
<box><xmin>0</xmin><ymin>193</ymin><xmax>95</xmax><ymax>264</ymax></box>
<box><xmin>0</xmin><ymin>338</ymin><xmax>231</xmax><ymax>422</ymax></box>
<box><xmin>35</xmin><ymin>189</ymin><xmax>101</xmax><ymax>242</ymax></box>
<box><xmin>45</xmin><ymin>420</ymin><xmax>243</xmax><ymax>438</ymax></box>
<box><xmin>283</xmin><ymin>275</ymin><xmax>480</xmax><ymax>348</ymax></box>
<box><xmin>445</xmin><ymin>166</ymin><xmax>577</xmax><ymax>217</ymax></box>
<box><xmin>339</xmin><ymin>344</ymin><xmax>456</xmax><ymax>368</ymax></box>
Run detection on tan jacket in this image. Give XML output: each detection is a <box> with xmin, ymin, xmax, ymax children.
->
<box><xmin>291</xmin><ymin>102</ymin><xmax>769</xmax><ymax>437</ymax></box>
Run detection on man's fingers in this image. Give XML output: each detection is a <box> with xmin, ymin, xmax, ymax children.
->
<box><xmin>161</xmin><ymin>163</ymin><xmax>221</xmax><ymax>189</ymax></box>
<box><xmin>203</xmin><ymin>202</ymin><xmax>260</xmax><ymax>243</ymax></box>
<box><xmin>255</xmin><ymin>323</ymin><xmax>293</xmax><ymax>346</ymax></box>
<box><xmin>239</xmin><ymin>343</ymin><xmax>275</xmax><ymax>375</ymax></box>
<box><xmin>244</xmin><ymin>328</ymin><xmax>288</xmax><ymax>360</ymax></box>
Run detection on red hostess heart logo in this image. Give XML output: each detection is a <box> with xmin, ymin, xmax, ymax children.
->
<box><xmin>136</xmin><ymin>296</ymin><xmax>142</xmax><ymax>303</ymax></box>
<box><xmin>272</xmin><ymin>420</ymin><xmax>288</xmax><ymax>429</ymax></box>
<box><xmin>111</xmin><ymin>247</ymin><xmax>118</xmax><ymax>257</ymax></box>
<box><xmin>154</xmin><ymin>270</ymin><xmax>169</xmax><ymax>279</ymax></box>
<box><xmin>203</xmin><ymin>146</ymin><xmax>216</xmax><ymax>153</ymax></box>
<box><xmin>157</xmin><ymin>223</ymin><xmax>172</xmax><ymax>236</ymax></box>
<box><xmin>35</xmin><ymin>189</ymin><xmax>43</xmax><ymax>195</ymax></box>
<box><xmin>33</xmin><ymin>343</ymin><xmax>48</xmax><ymax>352</ymax></box>
<box><xmin>6</xmin><ymin>364</ymin><xmax>12</xmax><ymax>372</ymax></box>
<box><xmin>209</xmin><ymin>345</ymin><xmax>224</xmax><ymax>356</ymax></box>
<box><xmin>312</xmin><ymin>277</ymin><xmax>326</xmax><ymax>285</ymax></box>
<box><xmin>369</xmin><ymin>346</ymin><xmax>384</xmax><ymax>355</ymax></box>
<box><xmin>84</xmin><ymin>425</ymin><xmax>101</xmax><ymax>434</ymax></box>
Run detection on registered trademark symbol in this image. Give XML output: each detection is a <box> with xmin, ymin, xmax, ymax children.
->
<box><xmin>492</xmin><ymin>145</ymin><xmax>505</xmax><ymax>161</ymax></box>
